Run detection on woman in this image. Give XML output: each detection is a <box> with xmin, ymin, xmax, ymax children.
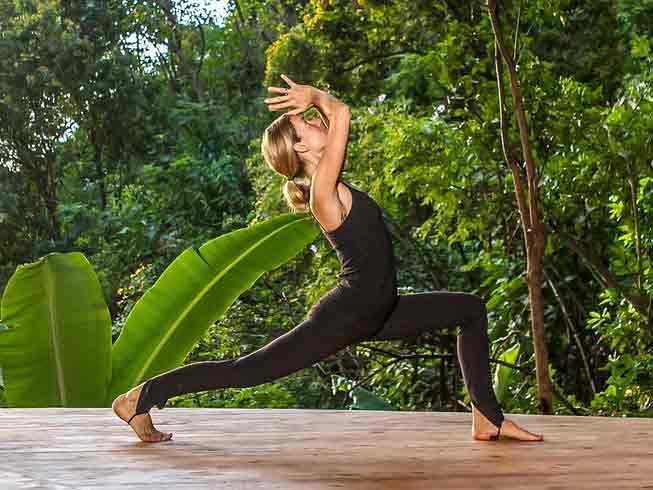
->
<box><xmin>113</xmin><ymin>74</ymin><xmax>543</xmax><ymax>444</ymax></box>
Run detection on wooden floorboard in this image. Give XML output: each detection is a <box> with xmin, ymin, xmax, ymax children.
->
<box><xmin>1</xmin><ymin>408</ymin><xmax>652</xmax><ymax>489</ymax></box>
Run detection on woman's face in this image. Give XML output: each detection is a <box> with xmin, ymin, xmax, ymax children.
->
<box><xmin>288</xmin><ymin>114</ymin><xmax>327</xmax><ymax>159</ymax></box>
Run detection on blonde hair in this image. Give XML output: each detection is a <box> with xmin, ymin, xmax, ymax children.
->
<box><xmin>260</xmin><ymin>113</ymin><xmax>312</xmax><ymax>213</ymax></box>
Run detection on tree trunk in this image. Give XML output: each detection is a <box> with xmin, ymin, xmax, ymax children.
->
<box><xmin>487</xmin><ymin>0</ymin><xmax>554</xmax><ymax>415</ymax></box>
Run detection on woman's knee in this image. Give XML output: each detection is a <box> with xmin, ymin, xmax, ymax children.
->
<box><xmin>464</xmin><ymin>293</ymin><xmax>487</xmax><ymax>324</ymax></box>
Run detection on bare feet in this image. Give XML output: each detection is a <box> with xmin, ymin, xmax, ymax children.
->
<box><xmin>471</xmin><ymin>404</ymin><xmax>543</xmax><ymax>442</ymax></box>
<box><xmin>112</xmin><ymin>382</ymin><xmax>173</xmax><ymax>443</ymax></box>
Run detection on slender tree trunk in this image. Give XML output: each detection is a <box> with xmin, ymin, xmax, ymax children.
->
<box><xmin>487</xmin><ymin>0</ymin><xmax>553</xmax><ymax>414</ymax></box>
<box><xmin>626</xmin><ymin>163</ymin><xmax>643</xmax><ymax>292</ymax></box>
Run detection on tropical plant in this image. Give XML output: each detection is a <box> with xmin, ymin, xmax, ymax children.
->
<box><xmin>331</xmin><ymin>374</ymin><xmax>397</xmax><ymax>411</ymax></box>
<box><xmin>0</xmin><ymin>213</ymin><xmax>318</xmax><ymax>407</ymax></box>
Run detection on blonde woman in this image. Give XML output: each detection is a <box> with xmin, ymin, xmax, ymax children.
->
<box><xmin>113</xmin><ymin>75</ymin><xmax>543</xmax><ymax>444</ymax></box>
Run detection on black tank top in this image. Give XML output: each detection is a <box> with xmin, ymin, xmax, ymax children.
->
<box><xmin>309</xmin><ymin>181</ymin><xmax>397</xmax><ymax>298</ymax></box>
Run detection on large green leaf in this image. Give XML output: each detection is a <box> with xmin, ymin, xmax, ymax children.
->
<box><xmin>0</xmin><ymin>252</ymin><xmax>112</xmax><ymax>408</ymax></box>
<box><xmin>109</xmin><ymin>212</ymin><xmax>319</xmax><ymax>403</ymax></box>
<box><xmin>493</xmin><ymin>342</ymin><xmax>521</xmax><ymax>403</ymax></box>
<box><xmin>331</xmin><ymin>374</ymin><xmax>397</xmax><ymax>411</ymax></box>
<box><xmin>350</xmin><ymin>385</ymin><xmax>397</xmax><ymax>411</ymax></box>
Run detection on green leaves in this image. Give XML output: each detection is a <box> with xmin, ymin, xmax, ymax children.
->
<box><xmin>0</xmin><ymin>213</ymin><xmax>319</xmax><ymax>408</ymax></box>
<box><xmin>331</xmin><ymin>375</ymin><xmax>397</xmax><ymax>410</ymax></box>
<box><xmin>493</xmin><ymin>343</ymin><xmax>521</xmax><ymax>404</ymax></box>
<box><xmin>109</xmin><ymin>212</ymin><xmax>319</xmax><ymax>402</ymax></box>
<box><xmin>0</xmin><ymin>252</ymin><xmax>112</xmax><ymax>408</ymax></box>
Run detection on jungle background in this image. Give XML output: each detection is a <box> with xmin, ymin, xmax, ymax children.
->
<box><xmin>1</xmin><ymin>0</ymin><xmax>652</xmax><ymax>417</ymax></box>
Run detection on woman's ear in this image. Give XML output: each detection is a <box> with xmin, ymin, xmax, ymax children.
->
<box><xmin>293</xmin><ymin>142</ymin><xmax>309</xmax><ymax>153</ymax></box>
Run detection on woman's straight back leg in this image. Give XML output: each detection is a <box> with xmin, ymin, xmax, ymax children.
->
<box><xmin>132</xmin><ymin>284</ymin><xmax>390</xmax><ymax>414</ymax></box>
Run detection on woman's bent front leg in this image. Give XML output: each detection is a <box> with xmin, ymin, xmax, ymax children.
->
<box><xmin>368</xmin><ymin>290</ymin><xmax>504</xmax><ymax>430</ymax></box>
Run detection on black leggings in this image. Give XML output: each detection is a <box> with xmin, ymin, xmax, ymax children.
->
<box><xmin>134</xmin><ymin>289</ymin><xmax>505</xmax><ymax>429</ymax></box>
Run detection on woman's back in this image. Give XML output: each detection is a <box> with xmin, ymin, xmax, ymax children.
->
<box><xmin>311</xmin><ymin>181</ymin><xmax>397</xmax><ymax>301</ymax></box>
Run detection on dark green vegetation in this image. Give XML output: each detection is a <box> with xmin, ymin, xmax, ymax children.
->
<box><xmin>1</xmin><ymin>0</ymin><xmax>652</xmax><ymax>417</ymax></box>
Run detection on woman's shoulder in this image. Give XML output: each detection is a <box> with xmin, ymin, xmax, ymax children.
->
<box><xmin>309</xmin><ymin>180</ymin><xmax>354</xmax><ymax>233</ymax></box>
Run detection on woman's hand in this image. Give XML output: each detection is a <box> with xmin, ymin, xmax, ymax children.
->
<box><xmin>265</xmin><ymin>74</ymin><xmax>314</xmax><ymax>116</ymax></box>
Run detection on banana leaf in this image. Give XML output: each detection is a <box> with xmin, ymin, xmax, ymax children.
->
<box><xmin>0</xmin><ymin>252</ymin><xmax>112</xmax><ymax>407</ymax></box>
<box><xmin>332</xmin><ymin>374</ymin><xmax>396</xmax><ymax>411</ymax></box>
<box><xmin>493</xmin><ymin>342</ymin><xmax>521</xmax><ymax>403</ymax></box>
<box><xmin>0</xmin><ymin>212</ymin><xmax>319</xmax><ymax>408</ymax></box>
<box><xmin>108</xmin><ymin>212</ymin><xmax>318</xmax><ymax>403</ymax></box>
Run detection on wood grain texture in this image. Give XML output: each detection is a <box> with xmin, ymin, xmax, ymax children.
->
<box><xmin>0</xmin><ymin>408</ymin><xmax>651</xmax><ymax>489</ymax></box>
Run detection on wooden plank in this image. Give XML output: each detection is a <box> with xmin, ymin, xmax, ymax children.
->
<box><xmin>1</xmin><ymin>409</ymin><xmax>651</xmax><ymax>489</ymax></box>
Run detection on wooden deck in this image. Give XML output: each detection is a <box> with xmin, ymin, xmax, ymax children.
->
<box><xmin>1</xmin><ymin>408</ymin><xmax>651</xmax><ymax>489</ymax></box>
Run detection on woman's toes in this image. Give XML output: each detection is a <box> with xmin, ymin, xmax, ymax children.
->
<box><xmin>504</xmin><ymin>420</ymin><xmax>544</xmax><ymax>441</ymax></box>
<box><xmin>154</xmin><ymin>431</ymin><xmax>172</xmax><ymax>442</ymax></box>
<box><xmin>139</xmin><ymin>419</ymin><xmax>172</xmax><ymax>443</ymax></box>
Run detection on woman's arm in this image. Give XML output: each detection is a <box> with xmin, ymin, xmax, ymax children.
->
<box><xmin>311</xmin><ymin>104</ymin><xmax>351</xmax><ymax>207</ymax></box>
<box><xmin>264</xmin><ymin>75</ymin><xmax>350</xmax><ymax>208</ymax></box>
<box><xmin>310</xmin><ymin>87</ymin><xmax>349</xmax><ymax>129</ymax></box>
<box><xmin>265</xmin><ymin>75</ymin><xmax>347</xmax><ymax>127</ymax></box>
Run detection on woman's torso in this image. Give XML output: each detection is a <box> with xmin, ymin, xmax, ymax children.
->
<box><xmin>310</xmin><ymin>180</ymin><xmax>397</xmax><ymax>304</ymax></box>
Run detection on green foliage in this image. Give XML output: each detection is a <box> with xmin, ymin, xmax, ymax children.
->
<box><xmin>590</xmin><ymin>353</ymin><xmax>653</xmax><ymax>417</ymax></box>
<box><xmin>493</xmin><ymin>343</ymin><xmax>521</xmax><ymax>404</ymax></box>
<box><xmin>193</xmin><ymin>384</ymin><xmax>297</xmax><ymax>409</ymax></box>
<box><xmin>0</xmin><ymin>253</ymin><xmax>112</xmax><ymax>408</ymax></box>
<box><xmin>0</xmin><ymin>213</ymin><xmax>318</xmax><ymax>408</ymax></box>
<box><xmin>332</xmin><ymin>375</ymin><xmax>397</xmax><ymax>410</ymax></box>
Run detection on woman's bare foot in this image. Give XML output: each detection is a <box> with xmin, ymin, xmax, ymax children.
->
<box><xmin>471</xmin><ymin>404</ymin><xmax>543</xmax><ymax>442</ymax></box>
<box><xmin>112</xmin><ymin>383</ymin><xmax>173</xmax><ymax>443</ymax></box>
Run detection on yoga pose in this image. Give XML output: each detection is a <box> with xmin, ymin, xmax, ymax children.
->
<box><xmin>113</xmin><ymin>74</ymin><xmax>543</xmax><ymax>444</ymax></box>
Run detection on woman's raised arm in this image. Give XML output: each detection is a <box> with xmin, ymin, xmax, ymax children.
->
<box><xmin>311</xmin><ymin>103</ymin><xmax>351</xmax><ymax>205</ymax></box>
<box><xmin>265</xmin><ymin>74</ymin><xmax>351</xmax><ymax>206</ymax></box>
<box><xmin>309</xmin><ymin>86</ymin><xmax>349</xmax><ymax>129</ymax></box>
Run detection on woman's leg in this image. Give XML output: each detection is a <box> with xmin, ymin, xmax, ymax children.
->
<box><xmin>130</xmin><ymin>285</ymin><xmax>389</xmax><ymax>416</ymax></box>
<box><xmin>366</xmin><ymin>291</ymin><xmax>504</xmax><ymax>429</ymax></box>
